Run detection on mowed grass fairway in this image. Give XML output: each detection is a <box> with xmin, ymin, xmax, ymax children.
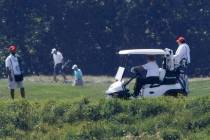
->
<box><xmin>0</xmin><ymin>76</ymin><xmax>110</xmax><ymax>101</ymax></box>
<box><xmin>1</xmin><ymin>76</ymin><xmax>210</xmax><ymax>139</ymax></box>
<box><xmin>0</xmin><ymin>76</ymin><xmax>210</xmax><ymax>100</ymax></box>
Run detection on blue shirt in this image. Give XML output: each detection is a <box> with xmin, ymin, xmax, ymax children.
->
<box><xmin>74</xmin><ymin>69</ymin><xmax>83</xmax><ymax>80</ymax></box>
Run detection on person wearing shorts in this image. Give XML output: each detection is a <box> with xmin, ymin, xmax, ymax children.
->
<box><xmin>5</xmin><ymin>45</ymin><xmax>25</xmax><ymax>99</ymax></box>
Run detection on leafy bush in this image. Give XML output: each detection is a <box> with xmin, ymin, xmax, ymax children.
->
<box><xmin>1</xmin><ymin>96</ymin><xmax>210</xmax><ymax>139</ymax></box>
<box><xmin>161</xmin><ymin>128</ymin><xmax>181</xmax><ymax>140</ymax></box>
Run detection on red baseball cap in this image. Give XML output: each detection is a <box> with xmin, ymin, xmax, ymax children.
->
<box><xmin>8</xmin><ymin>45</ymin><xmax>17</xmax><ymax>53</ymax></box>
<box><xmin>176</xmin><ymin>36</ymin><xmax>185</xmax><ymax>43</ymax></box>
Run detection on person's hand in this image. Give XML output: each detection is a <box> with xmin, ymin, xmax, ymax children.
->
<box><xmin>131</xmin><ymin>66</ymin><xmax>141</xmax><ymax>74</ymax></box>
<box><xmin>131</xmin><ymin>67</ymin><xmax>136</xmax><ymax>73</ymax></box>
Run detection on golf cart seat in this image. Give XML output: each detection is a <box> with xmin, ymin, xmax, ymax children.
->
<box><xmin>159</xmin><ymin>68</ymin><xmax>177</xmax><ymax>85</ymax></box>
<box><xmin>161</xmin><ymin>70</ymin><xmax>178</xmax><ymax>85</ymax></box>
<box><xmin>142</xmin><ymin>68</ymin><xmax>165</xmax><ymax>89</ymax></box>
<box><xmin>144</xmin><ymin>81</ymin><xmax>161</xmax><ymax>89</ymax></box>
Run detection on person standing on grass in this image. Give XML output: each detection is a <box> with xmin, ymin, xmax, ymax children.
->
<box><xmin>51</xmin><ymin>48</ymin><xmax>67</xmax><ymax>83</ymax></box>
<box><xmin>174</xmin><ymin>36</ymin><xmax>191</xmax><ymax>66</ymax></box>
<box><xmin>5</xmin><ymin>45</ymin><xmax>25</xmax><ymax>99</ymax></box>
<box><xmin>174</xmin><ymin>36</ymin><xmax>191</xmax><ymax>95</ymax></box>
<box><xmin>72</xmin><ymin>64</ymin><xmax>84</xmax><ymax>86</ymax></box>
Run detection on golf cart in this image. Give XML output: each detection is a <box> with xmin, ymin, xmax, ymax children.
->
<box><xmin>106</xmin><ymin>48</ymin><xmax>188</xmax><ymax>99</ymax></box>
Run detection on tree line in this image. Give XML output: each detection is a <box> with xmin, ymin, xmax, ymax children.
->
<box><xmin>0</xmin><ymin>0</ymin><xmax>210</xmax><ymax>77</ymax></box>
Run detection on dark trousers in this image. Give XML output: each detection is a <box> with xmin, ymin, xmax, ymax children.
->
<box><xmin>133</xmin><ymin>76</ymin><xmax>160</xmax><ymax>96</ymax></box>
<box><xmin>54</xmin><ymin>63</ymin><xmax>64</xmax><ymax>74</ymax></box>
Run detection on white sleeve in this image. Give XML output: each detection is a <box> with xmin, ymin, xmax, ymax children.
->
<box><xmin>59</xmin><ymin>52</ymin><xmax>64</xmax><ymax>60</ymax></box>
<box><xmin>187</xmin><ymin>46</ymin><xmax>191</xmax><ymax>63</ymax></box>
<box><xmin>5</xmin><ymin>57</ymin><xmax>11</xmax><ymax>68</ymax></box>
<box><xmin>60</xmin><ymin>53</ymin><xmax>63</xmax><ymax>60</ymax></box>
<box><xmin>174</xmin><ymin>46</ymin><xmax>183</xmax><ymax>58</ymax></box>
<box><xmin>142</xmin><ymin>63</ymin><xmax>149</xmax><ymax>70</ymax></box>
<box><xmin>174</xmin><ymin>46</ymin><xmax>185</xmax><ymax>63</ymax></box>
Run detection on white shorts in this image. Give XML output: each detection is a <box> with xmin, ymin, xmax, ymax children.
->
<box><xmin>8</xmin><ymin>79</ymin><xmax>24</xmax><ymax>89</ymax></box>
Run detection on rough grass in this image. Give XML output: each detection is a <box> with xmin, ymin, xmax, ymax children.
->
<box><xmin>0</xmin><ymin>76</ymin><xmax>210</xmax><ymax>139</ymax></box>
<box><xmin>0</xmin><ymin>97</ymin><xmax>210</xmax><ymax>139</ymax></box>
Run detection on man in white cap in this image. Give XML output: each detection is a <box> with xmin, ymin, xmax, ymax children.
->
<box><xmin>72</xmin><ymin>64</ymin><xmax>84</xmax><ymax>86</ymax></box>
<box><xmin>51</xmin><ymin>48</ymin><xmax>67</xmax><ymax>82</ymax></box>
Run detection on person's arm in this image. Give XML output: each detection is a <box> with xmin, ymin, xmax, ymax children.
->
<box><xmin>6</xmin><ymin>67</ymin><xmax>13</xmax><ymax>81</ymax></box>
<box><xmin>5</xmin><ymin>58</ymin><xmax>13</xmax><ymax>81</ymax></box>
<box><xmin>59</xmin><ymin>52</ymin><xmax>64</xmax><ymax>63</ymax></box>
<box><xmin>131</xmin><ymin>65</ymin><xmax>144</xmax><ymax>73</ymax></box>
<box><xmin>174</xmin><ymin>45</ymin><xmax>187</xmax><ymax>65</ymax></box>
<box><xmin>74</xmin><ymin>71</ymin><xmax>78</xmax><ymax>80</ymax></box>
<box><xmin>174</xmin><ymin>46</ymin><xmax>185</xmax><ymax>60</ymax></box>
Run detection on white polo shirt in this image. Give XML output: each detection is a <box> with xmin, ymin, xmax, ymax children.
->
<box><xmin>142</xmin><ymin>61</ymin><xmax>159</xmax><ymax>77</ymax></box>
<box><xmin>53</xmin><ymin>51</ymin><xmax>63</xmax><ymax>65</ymax></box>
<box><xmin>174</xmin><ymin>43</ymin><xmax>191</xmax><ymax>65</ymax></box>
<box><xmin>5</xmin><ymin>54</ymin><xmax>21</xmax><ymax>75</ymax></box>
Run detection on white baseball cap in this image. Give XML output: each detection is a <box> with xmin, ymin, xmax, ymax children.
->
<box><xmin>51</xmin><ymin>48</ymin><xmax>56</xmax><ymax>54</ymax></box>
<box><xmin>72</xmin><ymin>64</ymin><xmax>78</xmax><ymax>69</ymax></box>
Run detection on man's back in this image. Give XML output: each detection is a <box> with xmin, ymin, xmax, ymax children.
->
<box><xmin>142</xmin><ymin>61</ymin><xmax>159</xmax><ymax>78</ymax></box>
<box><xmin>174</xmin><ymin>43</ymin><xmax>191</xmax><ymax>65</ymax></box>
<box><xmin>53</xmin><ymin>51</ymin><xmax>63</xmax><ymax>65</ymax></box>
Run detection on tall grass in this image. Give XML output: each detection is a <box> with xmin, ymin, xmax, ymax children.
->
<box><xmin>0</xmin><ymin>77</ymin><xmax>210</xmax><ymax>139</ymax></box>
<box><xmin>0</xmin><ymin>96</ymin><xmax>210</xmax><ymax>139</ymax></box>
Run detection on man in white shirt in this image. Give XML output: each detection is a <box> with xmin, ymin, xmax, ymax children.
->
<box><xmin>51</xmin><ymin>48</ymin><xmax>67</xmax><ymax>82</ymax></box>
<box><xmin>5</xmin><ymin>45</ymin><xmax>25</xmax><ymax>99</ymax></box>
<box><xmin>131</xmin><ymin>55</ymin><xmax>160</xmax><ymax>97</ymax></box>
<box><xmin>174</xmin><ymin>36</ymin><xmax>190</xmax><ymax>66</ymax></box>
<box><xmin>174</xmin><ymin>36</ymin><xmax>191</xmax><ymax>94</ymax></box>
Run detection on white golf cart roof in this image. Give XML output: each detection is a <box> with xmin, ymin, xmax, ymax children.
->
<box><xmin>119</xmin><ymin>49</ymin><xmax>166</xmax><ymax>55</ymax></box>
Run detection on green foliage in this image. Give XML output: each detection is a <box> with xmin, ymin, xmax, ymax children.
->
<box><xmin>0</xmin><ymin>0</ymin><xmax>209</xmax><ymax>76</ymax></box>
<box><xmin>161</xmin><ymin>128</ymin><xmax>181</xmax><ymax>140</ymax></box>
<box><xmin>0</xmin><ymin>96</ymin><xmax>210</xmax><ymax>139</ymax></box>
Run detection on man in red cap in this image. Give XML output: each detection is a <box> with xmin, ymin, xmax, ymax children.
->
<box><xmin>174</xmin><ymin>36</ymin><xmax>191</xmax><ymax>65</ymax></box>
<box><xmin>174</xmin><ymin>36</ymin><xmax>191</xmax><ymax>95</ymax></box>
<box><xmin>5</xmin><ymin>45</ymin><xmax>25</xmax><ymax>99</ymax></box>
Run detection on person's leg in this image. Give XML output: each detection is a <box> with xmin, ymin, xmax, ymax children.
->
<box><xmin>185</xmin><ymin>75</ymin><xmax>189</xmax><ymax>94</ymax></box>
<box><xmin>53</xmin><ymin>65</ymin><xmax>57</xmax><ymax>82</ymax></box>
<box><xmin>133</xmin><ymin>77</ymin><xmax>146</xmax><ymax>97</ymax></box>
<box><xmin>60</xmin><ymin>64</ymin><xmax>67</xmax><ymax>82</ymax></box>
<box><xmin>78</xmin><ymin>79</ymin><xmax>84</xmax><ymax>86</ymax></box>
<box><xmin>8</xmin><ymin>79</ymin><xmax>15</xmax><ymax>99</ymax></box>
<box><xmin>17</xmin><ymin>82</ymin><xmax>25</xmax><ymax>98</ymax></box>
<box><xmin>20</xmin><ymin>88</ymin><xmax>25</xmax><ymax>98</ymax></box>
<box><xmin>61</xmin><ymin>70</ymin><xmax>67</xmax><ymax>82</ymax></box>
<box><xmin>10</xmin><ymin>89</ymin><xmax>15</xmax><ymax>99</ymax></box>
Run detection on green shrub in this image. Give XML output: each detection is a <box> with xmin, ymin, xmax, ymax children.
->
<box><xmin>7</xmin><ymin>100</ymin><xmax>34</xmax><ymax>130</ymax></box>
<box><xmin>80</xmin><ymin>122</ymin><xmax>109</xmax><ymax>140</ymax></box>
<box><xmin>114</xmin><ymin>113</ymin><xmax>134</xmax><ymax>124</ymax></box>
<box><xmin>41</xmin><ymin>101</ymin><xmax>57</xmax><ymax>124</ymax></box>
<box><xmin>99</xmin><ymin>99</ymin><xmax>124</xmax><ymax>119</ymax></box>
<box><xmin>161</xmin><ymin>128</ymin><xmax>181</xmax><ymax>140</ymax></box>
<box><xmin>1</xmin><ymin>96</ymin><xmax>210</xmax><ymax>139</ymax></box>
<box><xmin>186</xmin><ymin>113</ymin><xmax>210</xmax><ymax>131</ymax></box>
